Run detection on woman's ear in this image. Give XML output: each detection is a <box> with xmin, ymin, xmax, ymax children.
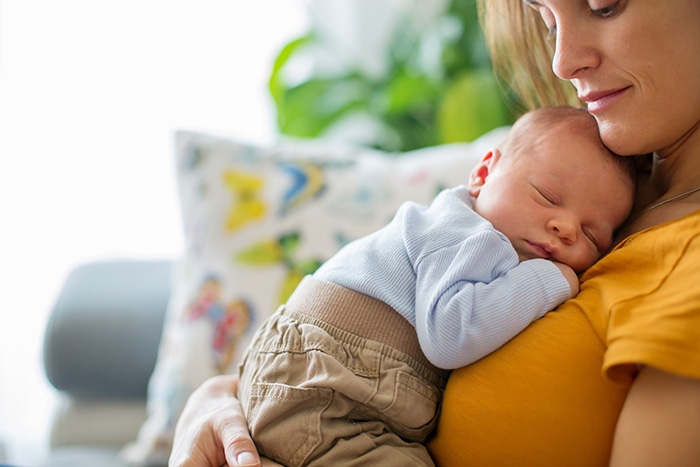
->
<box><xmin>468</xmin><ymin>149</ymin><xmax>499</xmax><ymax>197</ymax></box>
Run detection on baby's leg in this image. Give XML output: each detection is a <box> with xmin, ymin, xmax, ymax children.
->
<box><xmin>245</xmin><ymin>379</ymin><xmax>435</xmax><ymax>467</ymax></box>
<box><xmin>307</xmin><ymin>423</ymin><xmax>435</xmax><ymax>466</ymax></box>
<box><xmin>239</xmin><ymin>308</ymin><xmax>441</xmax><ymax>467</ymax></box>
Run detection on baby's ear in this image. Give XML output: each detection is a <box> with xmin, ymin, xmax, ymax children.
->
<box><xmin>468</xmin><ymin>149</ymin><xmax>499</xmax><ymax>197</ymax></box>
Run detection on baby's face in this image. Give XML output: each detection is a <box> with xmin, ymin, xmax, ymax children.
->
<box><xmin>470</xmin><ymin>130</ymin><xmax>634</xmax><ymax>273</ymax></box>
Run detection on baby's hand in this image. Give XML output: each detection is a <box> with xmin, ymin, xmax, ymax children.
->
<box><xmin>553</xmin><ymin>262</ymin><xmax>580</xmax><ymax>296</ymax></box>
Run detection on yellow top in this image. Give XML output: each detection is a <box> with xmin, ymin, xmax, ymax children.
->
<box><xmin>427</xmin><ymin>210</ymin><xmax>700</xmax><ymax>467</ymax></box>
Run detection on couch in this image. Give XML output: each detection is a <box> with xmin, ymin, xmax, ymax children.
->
<box><xmin>41</xmin><ymin>259</ymin><xmax>172</xmax><ymax>467</ymax></box>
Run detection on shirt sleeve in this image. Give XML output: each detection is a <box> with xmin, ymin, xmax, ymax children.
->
<box><xmin>604</xmin><ymin>231</ymin><xmax>700</xmax><ymax>382</ymax></box>
<box><xmin>406</xmin><ymin>187</ymin><xmax>572</xmax><ymax>369</ymax></box>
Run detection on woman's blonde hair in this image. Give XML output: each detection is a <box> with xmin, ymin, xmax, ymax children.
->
<box><xmin>477</xmin><ymin>0</ymin><xmax>580</xmax><ymax>113</ymax></box>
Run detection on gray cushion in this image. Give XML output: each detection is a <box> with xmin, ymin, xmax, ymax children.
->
<box><xmin>37</xmin><ymin>447</ymin><xmax>136</xmax><ymax>467</ymax></box>
<box><xmin>43</xmin><ymin>260</ymin><xmax>171</xmax><ymax>399</ymax></box>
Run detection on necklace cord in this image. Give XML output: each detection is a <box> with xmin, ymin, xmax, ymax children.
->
<box><xmin>643</xmin><ymin>184</ymin><xmax>700</xmax><ymax>213</ymax></box>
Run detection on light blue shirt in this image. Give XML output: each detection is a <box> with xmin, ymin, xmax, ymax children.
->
<box><xmin>314</xmin><ymin>186</ymin><xmax>572</xmax><ymax>369</ymax></box>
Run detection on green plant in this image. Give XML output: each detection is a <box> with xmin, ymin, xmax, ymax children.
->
<box><xmin>269</xmin><ymin>1</ymin><xmax>516</xmax><ymax>152</ymax></box>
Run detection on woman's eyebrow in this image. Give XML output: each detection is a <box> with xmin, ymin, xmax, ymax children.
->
<box><xmin>522</xmin><ymin>0</ymin><xmax>541</xmax><ymax>6</ymax></box>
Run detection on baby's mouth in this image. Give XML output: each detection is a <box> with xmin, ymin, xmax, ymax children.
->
<box><xmin>525</xmin><ymin>241</ymin><xmax>554</xmax><ymax>260</ymax></box>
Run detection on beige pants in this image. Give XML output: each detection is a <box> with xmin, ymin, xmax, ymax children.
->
<box><xmin>238</xmin><ymin>277</ymin><xmax>449</xmax><ymax>467</ymax></box>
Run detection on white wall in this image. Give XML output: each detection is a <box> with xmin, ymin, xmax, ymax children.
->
<box><xmin>0</xmin><ymin>1</ymin><xmax>308</xmax><ymax>464</ymax></box>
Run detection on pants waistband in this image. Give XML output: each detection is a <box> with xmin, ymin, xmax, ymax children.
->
<box><xmin>285</xmin><ymin>276</ymin><xmax>449</xmax><ymax>381</ymax></box>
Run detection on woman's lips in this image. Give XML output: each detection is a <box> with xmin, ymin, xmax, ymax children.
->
<box><xmin>579</xmin><ymin>87</ymin><xmax>630</xmax><ymax>114</ymax></box>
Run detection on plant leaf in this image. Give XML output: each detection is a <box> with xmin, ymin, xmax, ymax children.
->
<box><xmin>437</xmin><ymin>69</ymin><xmax>514</xmax><ymax>143</ymax></box>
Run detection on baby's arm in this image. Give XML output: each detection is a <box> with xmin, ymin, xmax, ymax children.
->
<box><xmin>552</xmin><ymin>262</ymin><xmax>580</xmax><ymax>296</ymax></box>
<box><xmin>404</xmin><ymin>188</ymin><xmax>573</xmax><ymax>370</ymax></box>
<box><xmin>413</xmin><ymin>238</ymin><xmax>573</xmax><ymax>369</ymax></box>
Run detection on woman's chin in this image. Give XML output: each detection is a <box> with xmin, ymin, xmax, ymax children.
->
<box><xmin>598</xmin><ymin>119</ymin><xmax>648</xmax><ymax>156</ymax></box>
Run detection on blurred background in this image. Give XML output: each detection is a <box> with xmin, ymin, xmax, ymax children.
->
<box><xmin>0</xmin><ymin>1</ymin><xmax>512</xmax><ymax>464</ymax></box>
<box><xmin>0</xmin><ymin>2</ymin><xmax>307</xmax><ymax>464</ymax></box>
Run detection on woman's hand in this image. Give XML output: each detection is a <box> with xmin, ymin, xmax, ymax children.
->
<box><xmin>169</xmin><ymin>375</ymin><xmax>262</xmax><ymax>467</ymax></box>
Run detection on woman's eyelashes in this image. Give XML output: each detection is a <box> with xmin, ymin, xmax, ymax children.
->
<box><xmin>590</xmin><ymin>1</ymin><xmax>621</xmax><ymax>19</ymax></box>
<box><xmin>524</xmin><ymin>0</ymin><xmax>623</xmax><ymax>38</ymax></box>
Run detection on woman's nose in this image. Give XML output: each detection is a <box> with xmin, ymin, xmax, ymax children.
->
<box><xmin>551</xmin><ymin>21</ymin><xmax>601</xmax><ymax>80</ymax></box>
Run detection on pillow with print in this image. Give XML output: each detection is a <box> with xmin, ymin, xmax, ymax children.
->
<box><xmin>121</xmin><ymin>126</ymin><xmax>509</xmax><ymax>466</ymax></box>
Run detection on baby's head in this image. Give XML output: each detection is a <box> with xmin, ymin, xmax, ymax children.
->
<box><xmin>469</xmin><ymin>106</ymin><xmax>636</xmax><ymax>273</ymax></box>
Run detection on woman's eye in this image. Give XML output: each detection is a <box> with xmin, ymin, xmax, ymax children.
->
<box><xmin>591</xmin><ymin>1</ymin><xmax>620</xmax><ymax>18</ymax></box>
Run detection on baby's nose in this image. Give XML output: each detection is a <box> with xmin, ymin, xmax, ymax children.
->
<box><xmin>548</xmin><ymin>218</ymin><xmax>577</xmax><ymax>245</ymax></box>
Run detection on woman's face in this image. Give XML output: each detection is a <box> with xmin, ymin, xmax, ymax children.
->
<box><xmin>523</xmin><ymin>0</ymin><xmax>700</xmax><ymax>156</ymax></box>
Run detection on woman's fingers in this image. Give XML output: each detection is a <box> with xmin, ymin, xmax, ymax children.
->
<box><xmin>222</xmin><ymin>422</ymin><xmax>262</xmax><ymax>467</ymax></box>
<box><xmin>212</xmin><ymin>379</ymin><xmax>262</xmax><ymax>467</ymax></box>
<box><xmin>171</xmin><ymin>375</ymin><xmax>261</xmax><ymax>467</ymax></box>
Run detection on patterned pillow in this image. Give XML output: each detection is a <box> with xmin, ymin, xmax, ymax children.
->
<box><xmin>121</xmin><ymin>127</ymin><xmax>509</xmax><ymax>465</ymax></box>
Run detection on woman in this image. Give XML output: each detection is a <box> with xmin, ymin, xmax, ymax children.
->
<box><xmin>170</xmin><ymin>1</ymin><xmax>700</xmax><ymax>465</ymax></box>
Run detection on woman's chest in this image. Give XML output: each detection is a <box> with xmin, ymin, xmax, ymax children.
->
<box><xmin>428</xmin><ymin>308</ymin><xmax>630</xmax><ymax>467</ymax></box>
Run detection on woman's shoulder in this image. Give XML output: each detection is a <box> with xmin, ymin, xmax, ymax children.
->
<box><xmin>582</xmin><ymin>208</ymin><xmax>700</xmax><ymax>385</ymax></box>
<box><xmin>581</xmin><ymin>206</ymin><xmax>700</xmax><ymax>322</ymax></box>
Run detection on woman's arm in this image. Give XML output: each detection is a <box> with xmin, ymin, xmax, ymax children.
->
<box><xmin>170</xmin><ymin>375</ymin><xmax>262</xmax><ymax>467</ymax></box>
<box><xmin>610</xmin><ymin>366</ymin><xmax>700</xmax><ymax>466</ymax></box>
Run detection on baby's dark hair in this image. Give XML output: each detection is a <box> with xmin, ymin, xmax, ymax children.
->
<box><xmin>503</xmin><ymin>106</ymin><xmax>637</xmax><ymax>185</ymax></box>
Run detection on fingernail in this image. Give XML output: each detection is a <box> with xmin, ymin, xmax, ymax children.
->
<box><xmin>236</xmin><ymin>452</ymin><xmax>259</xmax><ymax>466</ymax></box>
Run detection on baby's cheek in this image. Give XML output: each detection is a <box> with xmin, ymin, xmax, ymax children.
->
<box><xmin>582</xmin><ymin>249</ymin><xmax>601</xmax><ymax>272</ymax></box>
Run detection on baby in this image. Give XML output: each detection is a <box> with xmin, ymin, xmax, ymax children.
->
<box><xmin>237</xmin><ymin>106</ymin><xmax>636</xmax><ymax>467</ymax></box>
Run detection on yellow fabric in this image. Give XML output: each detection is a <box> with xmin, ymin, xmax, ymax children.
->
<box><xmin>427</xmin><ymin>210</ymin><xmax>700</xmax><ymax>467</ymax></box>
